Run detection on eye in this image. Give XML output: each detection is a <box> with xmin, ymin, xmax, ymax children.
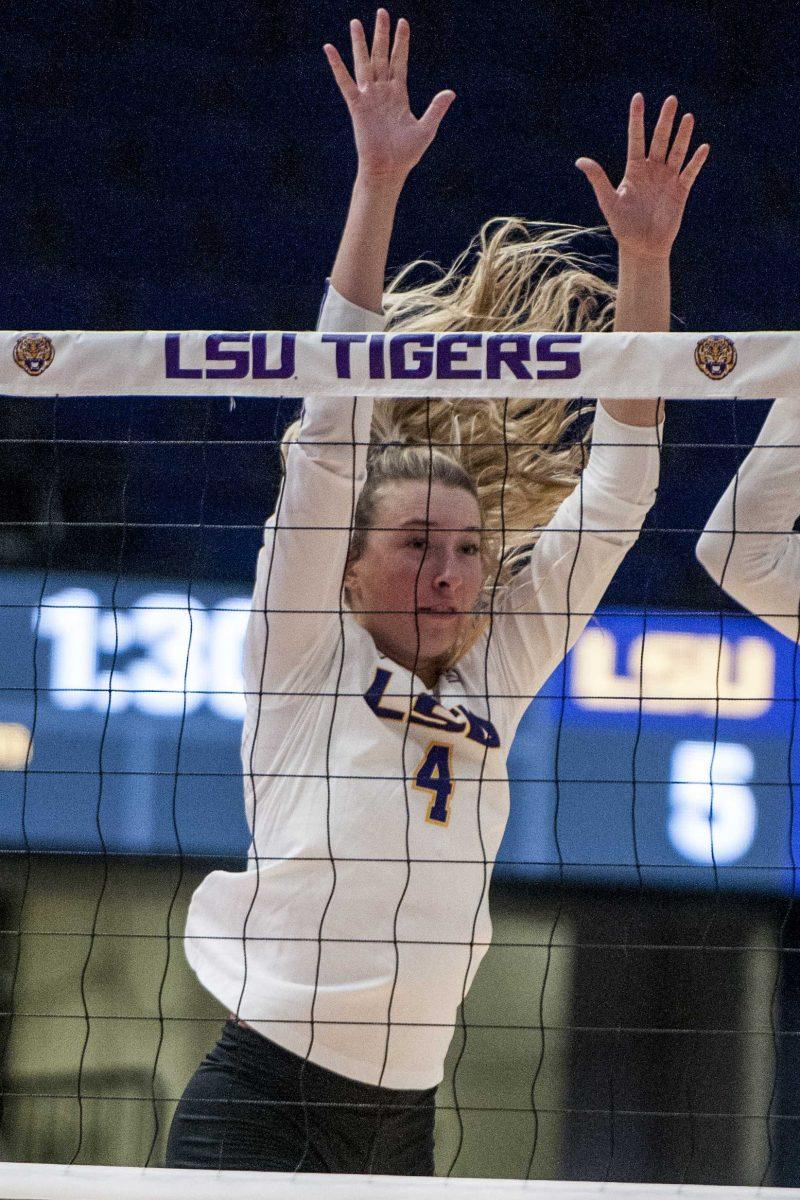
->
<box><xmin>407</xmin><ymin>537</ymin><xmax>428</xmax><ymax>550</ymax></box>
<box><xmin>461</xmin><ymin>542</ymin><xmax>481</xmax><ymax>555</ymax></box>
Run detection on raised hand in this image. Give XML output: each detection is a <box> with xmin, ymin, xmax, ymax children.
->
<box><xmin>324</xmin><ymin>8</ymin><xmax>456</xmax><ymax>184</ymax></box>
<box><xmin>576</xmin><ymin>94</ymin><xmax>710</xmax><ymax>262</ymax></box>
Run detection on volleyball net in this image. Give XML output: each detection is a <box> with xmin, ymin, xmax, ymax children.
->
<box><xmin>1</xmin><ymin>327</ymin><xmax>799</xmax><ymax>1191</ymax></box>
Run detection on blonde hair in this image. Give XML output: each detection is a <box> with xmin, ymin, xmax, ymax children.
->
<box><xmin>283</xmin><ymin>216</ymin><xmax>616</xmax><ymax>667</ymax></box>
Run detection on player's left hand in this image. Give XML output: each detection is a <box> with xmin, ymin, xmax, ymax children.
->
<box><xmin>576</xmin><ymin>93</ymin><xmax>710</xmax><ymax>262</ymax></box>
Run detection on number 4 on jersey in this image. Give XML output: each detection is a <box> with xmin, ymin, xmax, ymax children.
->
<box><xmin>413</xmin><ymin>743</ymin><xmax>455</xmax><ymax>826</ymax></box>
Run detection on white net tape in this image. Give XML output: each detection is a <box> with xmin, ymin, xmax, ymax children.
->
<box><xmin>3</xmin><ymin>1165</ymin><xmax>800</xmax><ymax>1200</ymax></box>
<box><xmin>1</xmin><ymin>330</ymin><xmax>799</xmax><ymax>399</ymax></box>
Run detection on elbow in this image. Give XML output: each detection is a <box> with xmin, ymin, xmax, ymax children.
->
<box><xmin>695</xmin><ymin>527</ymin><xmax>773</xmax><ymax>600</ymax></box>
<box><xmin>695</xmin><ymin>528</ymin><xmax>730</xmax><ymax>585</ymax></box>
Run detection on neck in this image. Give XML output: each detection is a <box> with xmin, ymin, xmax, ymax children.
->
<box><xmin>348</xmin><ymin>607</ymin><xmax>446</xmax><ymax>689</ymax></box>
<box><xmin>392</xmin><ymin>649</ymin><xmax>441</xmax><ymax>690</ymax></box>
<box><xmin>382</xmin><ymin>642</ymin><xmax>443</xmax><ymax>690</ymax></box>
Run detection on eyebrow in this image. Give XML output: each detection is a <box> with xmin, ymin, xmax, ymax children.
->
<box><xmin>398</xmin><ymin>518</ymin><xmax>482</xmax><ymax>532</ymax></box>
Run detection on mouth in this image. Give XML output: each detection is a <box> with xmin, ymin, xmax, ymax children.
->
<box><xmin>417</xmin><ymin>607</ymin><xmax>459</xmax><ymax>618</ymax></box>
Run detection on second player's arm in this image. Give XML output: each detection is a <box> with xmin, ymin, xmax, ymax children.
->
<box><xmin>696</xmin><ymin>399</ymin><xmax>800</xmax><ymax>642</ymax></box>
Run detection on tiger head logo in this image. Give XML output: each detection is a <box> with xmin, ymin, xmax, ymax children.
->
<box><xmin>694</xmin><ymin>335</ymin><xmax>737</xmax><ymax>381</ymax></box>
<box><xmin>13</xmin><ymin>335</ymin><xmax>55</xmax><ymax>377</ymax></box>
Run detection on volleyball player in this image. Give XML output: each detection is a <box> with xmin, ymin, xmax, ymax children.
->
<box><xmin>696</xmin><ymin>400</ymin><xmax>800</xmax><ymax>641</ymax></box>
<box><xmin>166</xmin><ymin>8</ymin><xmax>709</xmax><ymax>1175</ymax></box>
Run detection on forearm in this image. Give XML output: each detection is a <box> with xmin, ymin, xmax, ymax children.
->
<box><xmin>493</xmin><ymin>405</ymin><xmax>661</xmax><ymax>699</ymax></box>
<box><xmin>599</xmin><ymin>252</ymin><xmax>669</xmax><ymax>428</ymax></box>
<box><xmin>615</xmin><ymin>249</ymin><xmax>671</xmax><ymax>334</ymax></box>
<box><xmin>696</xmin><ymin>400</ymin><xmax>800</xmax><ymax>638</ymax></box>
<box><xmin>329</xmin><ymin>170</ymin><xmax>406</xmax><ymax>314</ymax></box>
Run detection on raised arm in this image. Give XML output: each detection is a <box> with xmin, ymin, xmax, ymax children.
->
<box><xmin>326</xmin><ymin>10</ymin><xmax>455</xmax><ymax>310</ymax></box>
<box><xmin>244</xmin><ymin>10</ymin><xmax>455</xmax><ymax>704</ymax></box>
<box><xmin>485</xmin><ymin>96</ymin><xmax>709</xmax><ymax>702</ymax></box>
<box><xmin>484</xmin><ymin>403</ymin><xmax>663</xmax><ymax>706</ymax></box>
<box><xmin>696</xmin><ymin>399</ymin><xmax>800</xmax><ymax>642</ymax></box>
<box><xmin>577</xmin><ymin>92</ymin><xmax>709</xmax><ymax>427</ymax></box>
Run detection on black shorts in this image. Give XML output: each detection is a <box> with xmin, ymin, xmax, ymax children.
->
<box><xmin>165</xmin><ymin>1019</ymin><xmax>437</xmax><ymax>1175</ymax></box>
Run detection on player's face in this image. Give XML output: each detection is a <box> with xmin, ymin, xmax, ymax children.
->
<box><xmin>346</xmin><ymin>481</ymin><xmax>485</xmax><ymax>679</ymax></box>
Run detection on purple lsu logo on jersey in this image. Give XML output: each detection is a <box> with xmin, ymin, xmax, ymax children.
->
<box><xmin>363</xmin><ymin>667</ymin><xmax>500</xmax><ymax>749</ymax></box>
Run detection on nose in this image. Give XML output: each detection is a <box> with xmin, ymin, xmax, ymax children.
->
<box><xmin>430</xmin><ymin>547</ymin><xmax>463</xmax><ymax>591</ymax></box>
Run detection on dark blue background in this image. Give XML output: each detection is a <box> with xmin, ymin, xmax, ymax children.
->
<box><xmin>2</xmin><ymin>2</ymin><xmax>796</xmax><ymax>332</ymax></box>
<box><xmin>1</xmin><ymin>1</ymin><xmax>797</xmax><ymax>601</ymax></box>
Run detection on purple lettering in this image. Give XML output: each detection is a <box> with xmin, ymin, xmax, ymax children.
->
<box><xmin>164</xmin><ymin>334</ymin><xmax>202</xmax><ymax>379</ymax></box>
<box><xmin>486</xmin><ymin>335</ymin><xmax>534</xmax><ymax>380</ymax></box>
<box><xmin>321</xmin><ymin>333</ymin><xmax>367</xmax><ymax>378</ymax></box>
<box><xmin>252</xmin><ymin>332</ymin><xmax>296</xmax><ymax>379</ymax></box>
<box><xmin>456</xmin><ymin>706</ymin><xmax>501</xmax><ymax>748</ymax></box>
<box><xmin>369</xmin><ymin>333</ymin><xmax>385</xmax><ymax>379</ymax></box>
<box><xmin>389</xmin><ymin>334</ymin><xmax>434</xmax><ymax>379</ymax></box>
<box><xmin>437</xmin><ymin>333</ymin><xmax>482</xmax><ymax>379</ymax></box>
<box><xmin>205</xmin><ymin>334</ymin><xmax>250</xmax><ymax>379</ymax></box>
<box><xmin>363</xmin><ymin>667</ymin><xmax>405</xmax><ymax>721</ymax></box>
<box><xmin>536</xmin><ymin>334</ymin><xmax>582</xmax><ymax>379</ymax></box>
<box><xmin>409</xmin><ymin>693</ymin><xmax>468</xmax><ymax>734</ymax></box>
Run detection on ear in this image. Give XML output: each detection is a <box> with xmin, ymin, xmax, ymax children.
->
<box><xmin>344</xmin><ymin>550</ymin><xmax>360</xmax><ymax>595</ymax></box>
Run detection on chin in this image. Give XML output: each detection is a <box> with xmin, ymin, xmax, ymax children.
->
<box><xmin>422</xmin><ymin>636</ymin><xmax>460</xmax><ymax>664</ymax></box>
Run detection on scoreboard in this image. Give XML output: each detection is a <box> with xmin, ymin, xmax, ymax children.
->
<box><xmin>503</xmin><ymin>611</ymin><xmax>799</xmax><ymax>893</ymax></box>
<box><xmin>0</xmin><ymin>567</ymin><xmax>798</xmax><ymax>893</ymax></box>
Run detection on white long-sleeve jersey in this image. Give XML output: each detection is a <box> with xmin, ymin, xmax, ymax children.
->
<box><xmin>696</xmin><ymin>399</ymin><xmax>800</xmax><ymax>643</ymax></box>
<box><xmin>184</xmin><ymin>281</ymin><xmax>662</xmax><ymax>1089</ymax></box>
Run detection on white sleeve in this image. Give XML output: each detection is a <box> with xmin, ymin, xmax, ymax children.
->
<box><xmin>696</xmin><ymin>398</ymin><xmax>800</xmax><ymax>642</ymax></box>
<box><xmin>486</xmin><ymin>404</ymin><xmax>662</xmax><ymax>704</ymax></box>
<box><xmin>243</xmin><ymin>281</ymin><xmax>386</xmax><ymax>704</ymax></box>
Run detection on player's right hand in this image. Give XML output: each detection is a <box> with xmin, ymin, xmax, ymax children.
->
<box><xmin>323</xmin><ymin>8</ymin><xmax>456</xmax><ymax>185</ymax></box>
